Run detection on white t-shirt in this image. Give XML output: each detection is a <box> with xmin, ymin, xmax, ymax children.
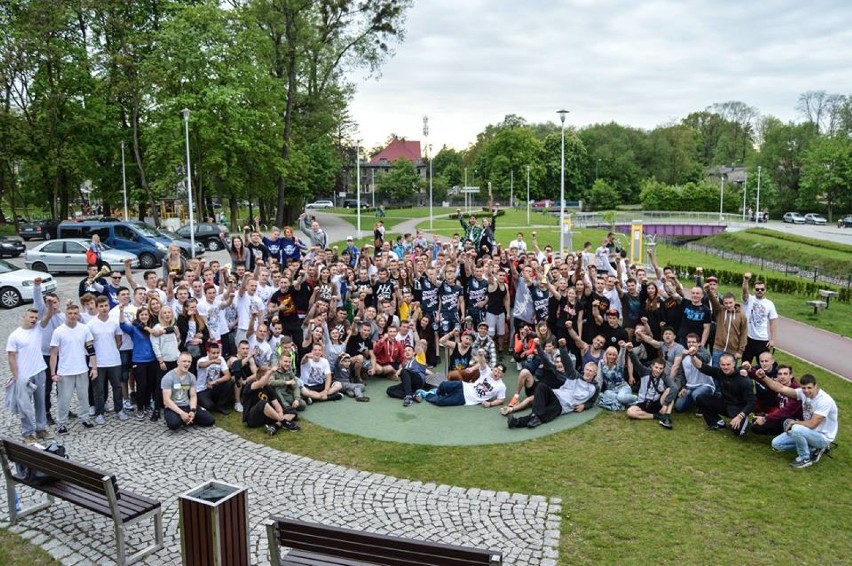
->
<box><xmin>237</xmin><ymin>292</ymin><xmax>263</xmax><ymax>331</ymax></box>
<box><xmin>508</xmin><ymin>239</ymin><xmax>527</xmax><ymax>253</ymax></box>
<box><xmin>248</xmin><ymin>335</ymin><xmax>273</xmax><ymax>368</ymax></box>
<box><xmin>300</xmin><ymin>357</ymin><xmax>331</xmax><ymax>387</ymax></box>
<box><xmin>50</xmin><ymin>323</ymin><xmax>94</xmax><ymax>375</ymax></box>
<box><xmin>6</xmin><ymin>326</ymin><xmax>47</xmax><ymax>380</ymax></box>
<box><xmin>798</xmin><ymin>388</ymin><xmax>838</xmax><ymax>442</ymax></box>
<box><xmin>195</xmin><ymin>356</ymin><xmax>229</xmax><ymax>392</ymax></box>
<box><xmin>109</xmin><ymin>304</ymin><xmax>137</xmax><ymax>351</ymax></box>
<box><xmin>462</xmin><ymin>366</ymin><xmax>506</xmax><ymax>405</ymax></box>
<box><xmin>744</xmin><ymin>295</ymin><xmax>778</xmax><ymax>340</ymax></box>
<box><xmin>87</xmin><ymin>317</ymin><xmax>122</xmax><ymax>368</ymax></box>
<box><xmin>197</xmin><ymin>297</ymin><xmax>223</xmax><ymax>340</ymax></box>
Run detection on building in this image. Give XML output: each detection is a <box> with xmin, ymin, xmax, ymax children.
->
<box><xmin>346</xmin><ymin>137</ymin><xmax>427</xmax><ymax>201</ymax></box>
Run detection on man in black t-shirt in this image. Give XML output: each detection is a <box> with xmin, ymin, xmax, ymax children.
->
<box><xmin>346</xmin><ymin>322</ymin><xmax>376</xmax><ymax>380</ymax></box>
<box><xmin>241</xmin><ymin>368</ymin><xmax>300</xmax><ymax>434</ymax></box>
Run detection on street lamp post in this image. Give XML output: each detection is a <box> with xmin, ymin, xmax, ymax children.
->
<box><xmin>423</xmin><ymin>116</ymin><xmax>432</xmax><ymax>231</ymax></box>
<box><xmin>356</xmin><ymin>141</ymin><xmax>361</xmax><ymax>237</ymax></box>
<box><xmin>509</xmin><ymin>169</ymin><xmax>514</xmax><ymax>209</ymax></box>
<box><xmin>742</xmin><ymin>171</ymin><xmax>748</xmax><ymax>221</ymax></box>
<box><xmin>120</xmin><ymin>141</ymin><xmax>129</xmax><ymax>221</ymax></box>
<box><xmin>755</xmin><ymin>166</ymin><xmax>762</xmax><ymax>224</ymax></box>
<box><xmin>596</xmin><ymin>158</ymin><xmax>600</xmax><ymax>181</ymax></box>
<box><xmin>181</xmin><ymin>108</ymin><xmax>196</xmax><ymax>257</ymax></box>
<box><xmin>557</xmin><ymin>109</ymin><xmax>570</xmax><ymax>257</ymax></box>
<box><xmin>719</xmin><ymin>176</ymin><xmax>725</xmax><ymax>220</ymax></box>
<box><xmin>526</xmin><ymin>164</ymin><xmax>531</xmax><ymax>225</ymax></box>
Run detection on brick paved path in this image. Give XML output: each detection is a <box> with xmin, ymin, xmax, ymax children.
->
<box><xmin>0</xmin><ymin>403</ymin><xmax>561</xmax><ymax>565</ymax></box>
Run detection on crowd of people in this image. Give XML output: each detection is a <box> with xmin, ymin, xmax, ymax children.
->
<box><xmin>4</xmin><ymin>207</ymin><xmax>839</xmax><ymax>468</ymax></box>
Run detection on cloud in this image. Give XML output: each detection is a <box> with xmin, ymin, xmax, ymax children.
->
<box><xmin>349</xmin><ymin>0</ymin><xmax>852</xmax><ymax>151</ymax></box>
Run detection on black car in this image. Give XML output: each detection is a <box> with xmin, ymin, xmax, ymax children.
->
<box><xmin>342</xmin><ymin>199</ymin><xmax>371</xmax><ymax>209</ymax></box>
<box><xmin>19</xmin><ymin>219</ymin><xmax>60</xmax><ymax>241</ymax></box>
<box><xmin>175</xmin><ymin>222</ymin><xmax>230</xmax><ymax>251</ymax></box>
<box><xmin>0</xmin><ymin>235</ymin><xmax>25</xmax><ymax>257</ymax></box>
<box><xmin>838</xmin><ymin>215</ymin><xmax>852</xmax><ymax>228</ymax></box>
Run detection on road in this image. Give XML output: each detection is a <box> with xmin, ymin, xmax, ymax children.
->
<box><xmin>749</xmin><ymin>219</ymin><xmax>852</xmax><ymax>246</ymax></box>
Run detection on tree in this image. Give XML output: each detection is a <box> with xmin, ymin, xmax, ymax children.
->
<box><xmin>578</xmin><ymin>122</ymin><xmax>646</xmax><ymax>202</ymax></box>
<box><xmin>583</xmin><ymin>179</ymin><xmax>620</xmax><ymax>211</ymax></box>
<box><xmin>645</xmin><ymin>123</ymin><xmax>702</xmax><ymax>185</ymax></box>
<box><xmin>753</xmin><ymin>118</ymin><xmax>818</xmax><ymax>213</ymax></box>
<box><xmin>376</xmin><ymin>158</ymin><xmax>420</xmax><ymax>202</ymax></box>
<box><xmin>799</xmin><ymin>136</ymin><xmax>852</xmax><ymax>221</ymax></box>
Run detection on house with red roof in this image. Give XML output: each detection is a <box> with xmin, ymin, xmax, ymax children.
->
<box><xmin>347</xmin><ymin>136</ymin><xmax>427</xmax><ymax>202</ymax></box>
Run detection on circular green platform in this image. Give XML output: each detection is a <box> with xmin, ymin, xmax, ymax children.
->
<box><xmin>299</xmin><ymin>369</ymin><xmax>601</xmax><ymax>446</ymax></box>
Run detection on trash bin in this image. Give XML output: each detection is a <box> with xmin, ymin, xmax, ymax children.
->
<box><xmin>179</xmin><ymin>480</ymin><xmax>249</xmax><ymax>566</ymax></box>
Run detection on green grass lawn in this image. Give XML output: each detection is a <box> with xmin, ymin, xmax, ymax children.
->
<box><xmin>0</xmin><ymin>529</ymin><xmax>58</xmax><ymax>565</ymax></box>
<box><xmin>327</xmin><ymin>206</ymin><xmax>451</xmax><ymax>231</ymax></box>
<box><xmin>214</xmin><ymin>351</ymin><xmax>850</xmax><ymax>565</ymax></box>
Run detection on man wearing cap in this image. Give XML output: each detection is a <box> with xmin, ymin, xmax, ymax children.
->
<box><xmin>471</xmin><ymin>321</ymin><xmax>497</xmax><ymax>367</ymax></box>
<box><xmin>343</xmin><ymin>237</ymin><xmax>360</xmax><ymax>267</ymax></box>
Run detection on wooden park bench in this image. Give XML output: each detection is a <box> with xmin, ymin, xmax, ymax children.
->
<box><xmin>266</xmin><ymin>517</ymin><xmax>502</xmax><ymax>566</ymax></box>
<box><xmin>818</xmin><ymin>289</ymin><xmax>840</xmax><ymax>308</ymax></box>
<box><xmin>805</xmin><ymin>300</ymin><xmax>827</xmax><ymax>315</ymax></box>
<box><xmin>0</xmin><ymin>438</ymin><xmax>163</xmax><ymax>565</ymax></box>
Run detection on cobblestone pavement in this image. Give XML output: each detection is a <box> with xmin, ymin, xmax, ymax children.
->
<box><xmin>0</xmin><ymin>268</ymin><xmax>562</xmax><ymax>565</ymax></box>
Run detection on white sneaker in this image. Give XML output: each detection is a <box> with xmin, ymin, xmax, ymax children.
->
<box><xmin>122</xmin><ymin>400</ymin><xmax>134</xmax><ymax>411</ymax></box>
<box><xmin>516</xmin><ymin>362</ymin><xmax>523</xmax><ymax>371</ymax></box>
<box><xmin>94</xmin><ymin>415</ymin><xmax>105</xmax><ymax>426</ymax></box>
<box><xmin>117</xmin><ymin>411</ymin><xmax>129</xmax><ymax>421</ymax></box>
<box><xmin>234</xmin><ymin>402</ymin><xmax>244</xmax><ymax>413</ymax></box>
<box><xmin>88</xmin><ymin>407</ymin><xmax>96</xmax><ymax>417</ymax></box>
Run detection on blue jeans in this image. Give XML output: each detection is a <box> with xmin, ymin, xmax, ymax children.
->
<box><xmin>771</xmin><ymin>425</ymin><xmax>830</xmax><ymax>460</ymax></box>
<box><xmin>425</xmin><ymin>380</ymin><xmax>466</xmax><ymax>406</ymax></box>
<box><xmin>15</xmin><ymin>371</ymin><xmax>47</xmax><ymax>436</ymax></box>
<box><xmin>675</xmin><ymin>384</ymin><xmax>715</xmax><ymax>413</ymax></box>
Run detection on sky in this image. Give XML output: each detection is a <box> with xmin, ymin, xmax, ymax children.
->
<box><xmin>348</xmin><ymin>0</ymin><xmax>852</xmax><ymax>153</ymax></box>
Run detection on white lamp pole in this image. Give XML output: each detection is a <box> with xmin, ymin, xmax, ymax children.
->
<box><xmin>755</xmin><ymin>165</ymin><xmax>762</xmax><ymax>224</ymax></box>
<box><xmin>181</xmin><ymin>108</ymin><xmax>196</xmax><ymax>257</ymax></box>
<box><xmin>557</xmin><ymin>109</ymin><xmax>570</xmax><ymax>257</ymax></box>
<box><xmin>356</xmin><ymin>141</ymin><xmax>361</xmax><ymax>237</ymax></box>
<box><xmin>742</xmin><ymin>171</ymin><xmax>748</xmax><ymax>221</ymax></box>
<box><xmin>423</xmin><ymin>116</ymin><xmax>432</xmax><ymax>231</ymax></box>
<box><xmin>719</xmin><ymin>176</ymin><xmax>725</xmax><ymax>220</ymax></box>
<box><xmin>526</xmin><ymin>164</ymin><xmax>530</xmax><ymax>225</ymax></box>
<box><xmin>510</xmin><ymin>168</ymin><xmax>514</xmax><ymax>209</ymax></box>
<box><xmin>120</xmin><ymin>141</ymin><xmax>129</xmax><ymax>221</ymax></box>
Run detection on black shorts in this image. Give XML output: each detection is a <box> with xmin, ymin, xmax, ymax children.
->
<box><xmin>245</xmin><ymin>401</ymin><xmax>272</xmax><ymax>428</ymax></box>
<box><xmin>304</xmin><ymin>383</ymin><xmax>325</xmax><ymax>393</ymax></box>
<box><xmin>637</xmin><ymin>400</ymin><xmax>662</xmax><ymax>414</ymax></box>
<box><xmin>525</xmin><ymin>380</ymin><xmax>539</xmax><ymax>398</ymax></box>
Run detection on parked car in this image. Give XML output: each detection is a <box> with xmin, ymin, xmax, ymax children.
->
<box><xmin>19</xmin><ymin>219</ymin><xmax>60</xmax><ymax>241</ymax></box>
<box><xmin>0</xmin><ymin>235</ymin><xmax>26</xmax><ymax>258</ymax></box>
<box><xmin>158</xmin><ymin>229</ymin><xmax>207</xmax><ymax>257</ymax></box>
<box><xmin>57</xmin><ymin>220</ymin><xmax>199</xmax><ymax>269</ymax></box>
<box><xmin>174</xmin><ymin>222</ymin><xmax>229</xmax><ymax>251</ymax></box>
<box><xmin>0</xmin><ymin>259</ymin><xmax>57</xmax><ymax>309</ymax></box>
<box><xmin>782</xmin><ymin>212</ymin><xmax>806</xmax><ymax>224</ymax></box>
<box><xmin>838</xmin><ymin>215</ymin><xmax>852</xmax><ymax>228</ymax></box>
<box><xmin>803</xmin><ymin>213</ymin><xmax>827</xmax><ymax>225</ymax></box>
<box><xmin>342</xmin><ymin>199</ymin><xmax>371</xmax><ymax>209</ymax></box>
<box><xmin>25</xmin><ymin>239</ymin><xmax>139</xmax><ymax>274</ymax></box>
<box><xmin>305</xmin><ymin>200</ymin><xmax>334</xmax><ymax>209</ymax></box>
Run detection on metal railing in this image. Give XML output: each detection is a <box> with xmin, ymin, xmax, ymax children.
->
<box><xmin>571</xmin><ymin>211</ymin><xmax>746</xmax><ymax>227</ymax></box>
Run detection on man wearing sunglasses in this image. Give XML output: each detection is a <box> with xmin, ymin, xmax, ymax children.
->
<box><xmin>741</xmin><ymin>272</ymin><xmax>778</xmax><ymax>364</ymax></box>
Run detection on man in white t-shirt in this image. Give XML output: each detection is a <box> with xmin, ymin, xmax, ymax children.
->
<box><xmin>758</xmin><ymin>372</ymin><xmax>839</xmax><ymax>469</ymax></box>
<box><xmin>87</xmin><ymin>296</ymin><xmax>125</xmax><ymax>424</ymax></box>
<box><xmin>418</xmin><ymin>354</ymin><xmax>507</xmax><ymax>408</ymax></box>
<box><xmin>300</xmin><ymin>343</ymin><xmax>342</xmax><ymax>402</ymax></box>
<box><xmin>6</xmin><ymin>308</ymin><xmax>51</xmax><ymax>442</ymax></box>
<box><xmin>196</xmin><ymin>342</ymin><xmax>233</xmax><ymax>414</ymax></box>
<box><xmin>48</xmin><ymin>304</ymin><xmax>96</xmax><ymax>434</ymax></box>
<box><xmin>741</xmin><ymin>273</ymin><xmax>778</xmax><ymax>363</ymax></box>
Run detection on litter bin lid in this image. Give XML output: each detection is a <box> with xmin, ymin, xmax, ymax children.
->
<box><xmin>183</xmin><ymin>481</ymin><xmax>244</xmax><ymax>504</ymax></box>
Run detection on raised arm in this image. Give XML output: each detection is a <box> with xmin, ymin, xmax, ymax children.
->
<box><xmin>742</xmin><ymin>272</ymin><xmax>752</xmax><ymax>303</ymax></box>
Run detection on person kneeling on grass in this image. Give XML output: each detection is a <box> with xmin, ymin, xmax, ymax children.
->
<box><xmin>755</xmin><ymin>371</ymin><xmax>838</xmax><ymax>469</ymax></box>
<box><xmin>242</xmin><ymin>367</ymin><xmax>300</xmax><ymax>435</ymax></box>
<box><xmin>690</xmin><ymin>351</ymin><xmax>754</xmax><ymax>436</ymax></box>
<box><xmin>625</xmin><ymin>344</ymin><xmax>676</xmax><ymax>429</ymax></box>
<box><xmin>161</xmin><ymin>352</ymin><xmax>215</xmax><ymax>430</ymax></box>
<box><xmin>417</xmin><ymin>351</ymin><xmax>506</xmax><ymax>408</ymax></box>
<box><xmin>506</xmin><ymin>344</ymin><xmax>599</xmax><ymax>429</ymax></box>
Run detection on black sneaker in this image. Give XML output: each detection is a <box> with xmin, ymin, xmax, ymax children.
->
<box><xmin>706</xmin><ymin>420</ymin><xmax>725</xmax><ymax>431</ymax></box>
<box><xmin>329</xmin><ymin>393</ymin><xmax>344</xmax><ymax>401</ymax></box>
<box><xmin>56</xmin><ymin>425</ymin><xmax>69</xmax><ymax>435</ymax></box>
<box><xmin>790</xmin><ymin>457</ymin><xmax>813</xmax><ymax>469</ymax></box>
<box><xmin>69</xmin><ymin>411</ymin><xmax>78</xmax><ymax>419</ymax></box>
<box><xmin>81</xmin><ymin>420</ymin><xmax>94</xmax><ymax>429</ymax></box>
<box><xmin>280</xmin><ymin>420</ymin><xmax>301</xmax><ymax>432</ymax></box>
<box><xmin>150</xmin><ymin>409</ymin><xmax>160</xmax><ymax>422</ymax></box>
<box><xmin>356</xmin><ymin>396</ymin><xmax>370</xmax><ymax>402</ymax></box>
<box><xmin>659</xmin><ymin>416</ymin><xmax>673</xmax><ymax>429</ymax></box>
<box><xmin>811</xmin><ymin>447</ymin><xmax>828</xmax><ymax>464</ymax></box>
<box><xmin>527</xmin><ymin>414</ymin><xmax>543</xmax><ymax>428</ymax></box>
<box><xmin>403</xmin><ymin>396</ymin><xmax>414</xmax><ymax>407</ymax></box>
<box><xmin>265</xmin><ymin>424</ymin><xmax>278</xmax><ymax>436</ymax></box>
<box><xmin>507</xmin><ymin>416</ymin><xmax>521</xmax><ymax>429</ymax></box>
<box><xmin>46</xmin><ymin>414</ymin><xmax>55</xmax><ymax>426</ymax></box>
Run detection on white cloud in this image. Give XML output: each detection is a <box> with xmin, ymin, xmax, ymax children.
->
<box><xmin>349</xmin><ymin>0</ymin><xmax>852</xmax><ymax>151</ymax></box>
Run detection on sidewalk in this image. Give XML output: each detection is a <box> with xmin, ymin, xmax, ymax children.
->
<box><xmin>776</xmin><ymin>317</ymin><xmax>852</xmax><ymax>382</ymax></box>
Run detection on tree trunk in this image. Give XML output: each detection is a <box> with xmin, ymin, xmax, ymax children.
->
<box><xmin>130</xmin><ymin>99</ymin><xmax>160</xmax><ymax>226</ymax></box>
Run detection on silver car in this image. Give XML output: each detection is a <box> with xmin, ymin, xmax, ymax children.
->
<box><xmin>25</xmin><ymin>238</ymin><xmax>139</xmax><ymax>274</ymax></box>
<box><xmin>0</xmin><ymin>260</ymin><xmax>57</xmax><ymax>309</ymax></box>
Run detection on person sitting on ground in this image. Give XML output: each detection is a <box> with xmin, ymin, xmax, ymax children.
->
<box><xmin>747</xmin><ymin>364</ymin><xmax>801</xmax><ymax>437</ymax></box>
<box><xmin>625</xmin><ymin>344</ymin><xmax>676</xmax><ymax>428</ymax></box>
<box><xmin>268</xmin><ymin>355</ymin><xmax>305</xmax><ymax>411</ymax></box>
<box><xmin>505</xmin><ymin>337</ymin><xmax>561</xmax><ymax>411</ymax></box>
<box><xmin>387</xmin><ymin>345</ymin><xmax>428</xmax><ymax>407</ymax></box>
<box><xmin>750</xmin><ymin>350</ymin><xmax>779</xmax><ymax>414</ymax></box>
<box><xmin>241</xmin><ymin>367</ymin><xmax>300</xmax><ymax>435</ymax></box>
<box><xmin>441</xmin><ymin>328</ymin><xmax>478</xmax><ymax>382</ymax></box>
<box><xmin>161</xmin><ymin>352</ymin><xmax>215</xmax><ymax>430</ymax></box>
<box><xmin>566</xmin><ymin>321</ymin><xmax>607</xmax><ymax>372</ymax></box>
<box><xmin>511</xmin><ymin>324</ymin><xmax>536</xmax><ymax>373</ymax></box>
<box><xmin>471</xmin><ymin>321</ymin><xmax>498</xmax><ymax>368</ymax></box>
<box><xmin>673</xmin><ymin>333</ymin><xmax>713</xmax><ymax>413</ymax></box>
<box><xmin>300</xmin><ymin>343</ymin><xmax>343</xmax><ymax>402</ymax></box>
<box><xmin>757</xmin><ymin>372</ymin><xmax>838</xmax><ymax>468</ymax></box>
<box><xmin>345</xmin><ymin>322</ymin><xmax>375</xmax><ymax>381</ymax></box>
<box><xmin>418</xmin><ymin>353</ymin><xmax>506</xmax><ymax>408</ymax></box>
<box><xmin>371</xmin><ymin>325</ymin><xmax>405</xmax><ymax>379</ymax></box>
<box><xmin>689</xmin><ymin>351</ymin><xmax>755</xmax><ymax>436</ymax></box>
<box><xmin>506</xmin><ymin>344</ymin><xmax>599</xmax><ymax>429</ymax></box>
<box><xmin>195</xmin><ymin>342</ymin><xmax>233</xmax><ymax>415</ymax></box>
<box><xmin>333</xmin><ymin>353</ymin><xmax>369</xmax><ymax>402</ymax></box>
<box><xmin>596</xmin><ymin>344</ymin><xmax>638</xmax><ymax>411</ymax></box>
<box><xmin>229</xmin><ymin>340</ymin><xmax>258</xmax><ymax>413</ymax></box>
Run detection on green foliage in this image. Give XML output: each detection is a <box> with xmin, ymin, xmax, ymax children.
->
<box><xmin>798</xmin><ymin>135</ymin><xmax>852</xmax><ymax>219</ymax></box>
<box><xmin>638</xmin><ymin>179</ymin><xmax>728</xmax><ymax>212</ymax></box>
<box><xmin>376</xmin><ymin>159</ymin><xmax>422</xmax><ymax>201</ymax></box>
<box><xmin>582</xmin><ymin>179</ymin><xmax>620</xmax><ymax>211</ymax></box>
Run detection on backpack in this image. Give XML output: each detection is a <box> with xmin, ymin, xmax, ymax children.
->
<box><xmin>16</xmin><ymin>440</ymin><xmax>68</xmax><ymax>486</ymax></box>
<box><xmin>86</xmin><ymin>248</ymin><xmax>98</xmax><ymax>265</ymax></box>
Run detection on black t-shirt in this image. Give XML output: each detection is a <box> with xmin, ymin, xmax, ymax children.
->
<box><xmin>346</xmin><ymin>335</ymin><xmax>374</xmax><ymax>357</ymax></box>
<box><xmin>466</xmin><ymin>277</ymin><xmax>488</xmax><ymax>312</ymax></box>
<box><xmin>438</xmin><ymin>282</ymin><xmax>463</xmax><ymax>317</ymax></box>
<box><xmin>529</xmin><ymin>285</ymin><xmax>550</xmax><ymax>325</ymax></box>
<box><xmin>678</xmin><ymin>298</ymin><xmax>711</xmax><ymax>343</ymax></box>
<box><xmin>241</xmin><ymin>380</ymin><xmax>274</xmax><ymax>422</ymax></box>
<box><xmin>270</xmin><ymin>289</ymin><xmax>299</xmax><ymax>327</ymax></box>
<box><xmin>415</xmin><ymin>276</ymin><xmax>439</xmax><ymax>315</ymax></box>
<box><xmin>602</xmin><ymin>323</ymin><xmax>629</xmax><ymax>347</ymax></box>
<box><xmin>372</xmin><ymin>279</ymin><xmax>395</xmax><ymax>308</ymax></box>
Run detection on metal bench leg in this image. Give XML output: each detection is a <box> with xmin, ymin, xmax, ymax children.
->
<box><xmin>121</xmin><ymin>509</ymin><xmax>165</xmax><ymax>565</ymax></box>
<box><xmin>266</xmin><ymin>520</ymin><xmax>282</xmax><ymax>565</ymax></box>
<box><xmin>114</xmin><ymin>521</ymin><xmax>127</xmax><ymax>566</ymax></box>
<box><xmin>7</xmin><ymin>483</ymin><xmax>54</xmax><ymax>524</ymax></box>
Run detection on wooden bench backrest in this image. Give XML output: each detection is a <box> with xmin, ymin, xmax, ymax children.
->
<box><xmin>271</xmin><ymin>517</ymin><xmax>501</xmax><ymax>566</ymax></box>
<box><xmin>1</xmin><ymin>439</ymin><xmax>117</xmax><ymax>497</ymax></box>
